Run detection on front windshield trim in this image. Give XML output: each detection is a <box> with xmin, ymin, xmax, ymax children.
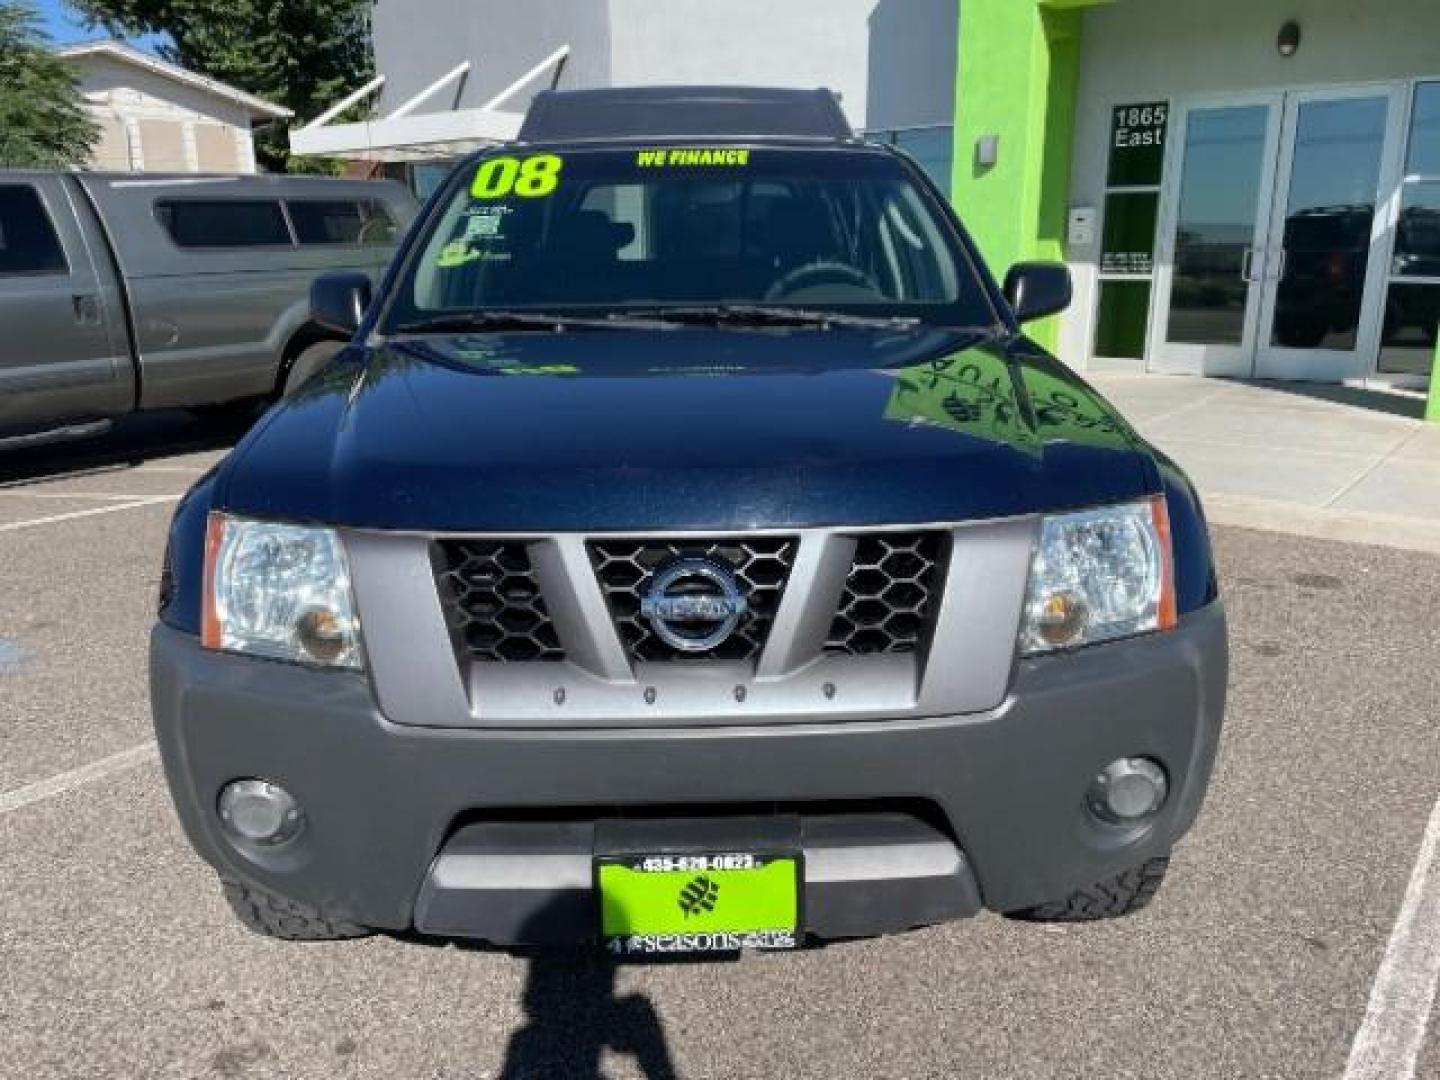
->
<box><xmin>375</xmin><ymin>142</ymin><xmax>1006</xmax><ymax>336</ymax></box>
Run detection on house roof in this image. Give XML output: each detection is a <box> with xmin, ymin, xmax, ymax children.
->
<box><xmin>59</xmin><ymin>40</ymin><xmax>293</xmax><ymax>121</ymax></box>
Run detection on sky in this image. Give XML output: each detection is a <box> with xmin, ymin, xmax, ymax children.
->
<box><xmin>34</xmin><ymin>0</ymin><xmax>163</xmax><ymax>51</ymax></box>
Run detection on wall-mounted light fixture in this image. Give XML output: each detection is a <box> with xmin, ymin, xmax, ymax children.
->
<box><xmin>975</xmin><ymin>134</ymin><xmax>999</xmax><ymax>169</ymax></box>
<box><xmin>1278</xmin><ymin>20</ymin><xmax>1302</xmax><ymax>58</ymax></box>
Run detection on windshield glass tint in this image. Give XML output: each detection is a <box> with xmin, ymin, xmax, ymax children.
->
<box><xmin>391</xmin><ymin>147</ymin><xmax>992</xmax><ymax>326</ymax></box>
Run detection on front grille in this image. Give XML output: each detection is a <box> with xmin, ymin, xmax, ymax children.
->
<box><xmin>433</xmin><ymin>540</ymin><xmax>565</xmax><ymax>662</ymax></box>
<box><xmin>589</xmin><ymin>537</ymin><xmax>798</xmax><ymax>662</ymax></box>
<box><xmin>825</xmin><ymin>532</ymin><xmax>947</xmax><ymax>656</ymax></box>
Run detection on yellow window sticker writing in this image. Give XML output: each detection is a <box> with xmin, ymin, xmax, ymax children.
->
<box><xmin>635</xmin><ymin>148</ymin><xmax>752</xmax><ymax>168</ymax></box>
<box><xmin>471</xmin><ymin>154</ymin><xmax>564</xmax><ymax>199</ymax></box>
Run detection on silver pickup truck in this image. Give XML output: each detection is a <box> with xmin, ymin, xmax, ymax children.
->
<box><xmin>0</xmin><ymin>171</ymin><xmax>418</xmax><ymax>449</ymax></box>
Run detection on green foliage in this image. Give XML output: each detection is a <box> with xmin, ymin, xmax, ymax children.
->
<box><xmin>0</xmin><ymin>1</ymin><xmax>99</xmax><ymax>168</ymax></box>
<box><xmin>70</xmin><ymin>0</ymin><xmax>373</xmax><ymax>172</ymax></box>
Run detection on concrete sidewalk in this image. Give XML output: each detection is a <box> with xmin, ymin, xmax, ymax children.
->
<box><xmin>1092</xmin><ymin>375</ymin><xmax>1440</xmax><ymax>555</ymax></box>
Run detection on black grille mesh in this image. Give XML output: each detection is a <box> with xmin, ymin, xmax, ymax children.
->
<box><xmin>434</xmin><ymin>540</ymin><xmax>564</xmax><ymax>662</ymax></box>
<box><xmin>589</xmin><ymin>537</ymin><xmax>798</xmax><ymax>662</ymax></box>
<box><xmin>825</xmin><ymin>533</ymin><xmax>946</xmax><ymax>656</ymax></box>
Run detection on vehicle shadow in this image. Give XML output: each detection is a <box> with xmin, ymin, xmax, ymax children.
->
<box><xmin>0</xmin><ymin>408</ymin><xmax>253</xmax><ymax>485</ymax></box>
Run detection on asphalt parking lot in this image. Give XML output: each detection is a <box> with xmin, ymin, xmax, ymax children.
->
<box><xmin>2</xmin><ymin>414</ymin><xmax>1439</xmax><ymax>1079</ymax></box>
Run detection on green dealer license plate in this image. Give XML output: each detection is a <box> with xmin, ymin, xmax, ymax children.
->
<box><xmin>596</xmin><ymin>852</ymin><xmax>801</xmax><ymax>955</ymax></box>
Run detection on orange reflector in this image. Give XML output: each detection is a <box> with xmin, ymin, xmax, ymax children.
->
<box><xmin>1150</xmin><ymin>497</ymin><xmax>1178</xmax><ymax>632</ymax></box>
<box><xmin>201</xmin><ymin>512</ymin><xmax>225</xmax><ymax>650</ymax></box>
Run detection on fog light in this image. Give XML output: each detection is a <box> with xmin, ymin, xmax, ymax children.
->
<box><xmin>218</xmin><ymin>779</ymin><xmax>305</xmax><ymax>846</ymax></box>
<box><xmin>1087</xmin><ymin>758</ymin><xmax>1168</xmax><ymax>825</ymax></box>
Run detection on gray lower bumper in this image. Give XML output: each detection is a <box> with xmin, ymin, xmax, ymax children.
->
<box><xmin>150</xmin><ymin>602</ymin><xmax>1227</xmax><ymax>943</ymax></box>
<box><xmin>415</xmin><ymin>814</ymin><xmax>980</xmax><ymax>945</ymax></box>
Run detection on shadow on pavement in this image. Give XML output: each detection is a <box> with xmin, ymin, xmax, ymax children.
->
<box><xmin>1236</xmin><ymin>379</ymin><xmax>1426</xmax><ymax>420</ymax></box>
<box><xmin>496</xmin><ymin>945</ymin><xmax>680</xmax><ymax>1080</ymax></box>
<box><xmin>0</xmin><ymin>407</ymin><xmax>254</xmax><ymax>485</ymax></box>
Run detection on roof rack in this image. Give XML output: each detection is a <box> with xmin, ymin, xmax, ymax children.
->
<box><xmin>517</xmin><ymin>86</ymin><xmax>853</xmax><ymax>145</ymax></box>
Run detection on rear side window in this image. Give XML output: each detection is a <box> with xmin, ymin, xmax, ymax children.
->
<box><xmin>154</xmin><ymin>199</ymin><xmax>291</xmax><ymax>248</ymax></box>
<box><xmin>287</xmin><ymin>199</ymin><xmax>398</xmax><ymax>246</ymax></box>
<box><xmin>0</xmin><ymin>185</ymin><xmax>68</xmax><ymax>276</ymax></box>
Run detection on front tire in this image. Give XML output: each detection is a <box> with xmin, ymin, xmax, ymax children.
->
<box><xmin>221</xmin><ymin>878</ymin><xmax>371</xmax><ymax>941</ymax></box>
<box><xmin>1007</xmin><ymin>855</ymin><xmax>1170</xmax><ymax>923</ymax></box>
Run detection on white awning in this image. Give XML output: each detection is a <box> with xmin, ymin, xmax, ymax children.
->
<box><xmin>290</xmin><ymin>46</ymin><xmax>569</xmax><ymax>163</ymax></box>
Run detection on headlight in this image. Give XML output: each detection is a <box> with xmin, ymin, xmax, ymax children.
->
<box><xmin>1019</xmin><ymin>498</ymin><xmax>1176</xmax><ymax>656</ymax></box>
<box><xmin>202</xmin><ymin>514</ymin><xmax>363</xmax><ymax>669</ymax></box>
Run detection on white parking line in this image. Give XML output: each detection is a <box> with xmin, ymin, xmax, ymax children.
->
<box><xmin>13</xmin><ymin>491</ymin><xmax>166</xmax><ymax>502</ymax></box>
<box><xmin>0</xmin><ymin>495</ymin><xmax>180</xmax><ymax>534</ymax></box>
<box><xmin>0</xmin><ymin>743</ymin><xmax>158</xmax><ymax>816</ymax></box>
<box><xmin>1343</xmin><ymin>791</ymin><xmax>1440</xmax><ymax>1080</ymax></box>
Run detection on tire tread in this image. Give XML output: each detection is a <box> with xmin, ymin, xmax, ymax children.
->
<box><xmin>221</xmin><ymin>879</ymin><xmax>370</xmax><ymax>941</ymax></box>
<box><xmin>1010</xmin><ymin>856</ymin><xmax>1170</xmax><ymax>923</ymax></box>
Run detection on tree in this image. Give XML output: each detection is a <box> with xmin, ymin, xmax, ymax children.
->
<box><xmin>69</xmin><ymin>0</ymin><xmax>372</xmax><ymax>172</ymax></box>
<box><xmin>0</xmin><ymin>2</ymin><xmax>98</xmax><ymax>168</ymax></box>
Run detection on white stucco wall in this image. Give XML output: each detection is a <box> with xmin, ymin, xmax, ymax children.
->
<box><xmin>605</xmin><ymin>0</ymin><xmax>878</xmax><ymax>127</ymax></box>
<box><xmin>370</xmin><ymin>0</ymin><xmax>956</xmax><ymax>133</ymax></box>
<box><xmin>1058</xmin><ymin>0</ymin><xmax>1440</xmax><ymax>371</ymax></box>
<box><xmin>372</xmin><ymin>0</ymin><xmax>612</xmax><ymax>118</ymax></box>
<box><xmin>70</xmin><ymin>54</ymin><xmax>259</xmax><ymax>173</ymax></box>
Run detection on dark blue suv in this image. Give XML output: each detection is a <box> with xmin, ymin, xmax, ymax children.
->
<box><xmin>151</xmin><ymin>88</ymin><xmax>1226</xmax><ymax>954</ymax></box>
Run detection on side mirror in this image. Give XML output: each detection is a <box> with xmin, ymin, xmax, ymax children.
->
<box><xmin>1002</xmin><ymin>262</ymin><xmax>1072</xmax><ymax>325</ymax></box>
<box><xmin>310</xmin><ymin>271</ymin><xmax>373</xmax><ymax>338</ymax></box>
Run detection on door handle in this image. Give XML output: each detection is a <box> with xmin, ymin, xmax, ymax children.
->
<box><xmin>1240</xmin><ymin>248</ymin><xmax>1258</xmax><ymax>283</ymax></box>
<box><xmin>71</xmin><ymin>294</ymin><xmax>102</xmax><ymax>326</ymax></box>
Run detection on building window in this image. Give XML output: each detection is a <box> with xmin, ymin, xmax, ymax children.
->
<box><xmin>0</xmin><ymin>185</ymin><xmax>69</xmax><ymax>276</ymax></box>
<box><xmin>866</xmin><ymin>126</ymin><xmax>954</xmax><ymax>198</ymax></box>
<box><xmin>1380</xmin><ymin>83</ymin><xmax>1440</xmax><ymax>380</ymax></box>
<box><xmin>154</xmin><ymin>199</ymin><xmax>292</xmax><ymax>248</ymax></box>
<box><xmin>1092</xmin><ymin>103</ymin><xmax>1168</xmax><ymax>360</ymax></box>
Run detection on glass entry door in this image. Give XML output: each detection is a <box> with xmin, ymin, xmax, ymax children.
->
<box><xmin>1149</xmin><ymin>85</ymin><xmax>1407</xmax><ymax>381</ymax></box>
<box><xmin>1252</xmin><ymin>86</ymin><xmax>1406</xmax><ymax>381</ymax></box>
<box><xmin>1148</xmin><ymin>96</ymin><xmax>1284</xmax><ymax>377</ymax></box>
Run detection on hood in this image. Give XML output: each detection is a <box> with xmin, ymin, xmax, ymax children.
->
<box><xmin>218</xmin><ymin>327</ymin><xmax>1156</xmax><ymax>531</ymax></box>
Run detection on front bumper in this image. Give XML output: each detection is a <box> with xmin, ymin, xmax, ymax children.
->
<box><xmin>150</xmin><ymin>602</ymin><xmax>1227</xmax><ymax>944</ymax></box>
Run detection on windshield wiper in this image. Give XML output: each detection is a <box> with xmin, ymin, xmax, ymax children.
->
<box><xmin>392</xmin><ymin>310</ymin><xmax>669</xmax><ymax>334</ymax></box>
<box><xmin>631</xmin><ymin>305</ymin><xmax>923</xmax><ymax>331</ymax></box>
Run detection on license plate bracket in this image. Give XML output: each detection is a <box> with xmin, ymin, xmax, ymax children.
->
<box><xmin>595</xmin><ymin>849</ymin><xmax>803</xmax><ymax>955</ymax></box>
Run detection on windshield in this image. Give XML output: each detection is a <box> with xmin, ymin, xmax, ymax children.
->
<box><xmin>385</xmin><ymin>146</ymin><xmax>997</xmax><ymax>329</ymax></box>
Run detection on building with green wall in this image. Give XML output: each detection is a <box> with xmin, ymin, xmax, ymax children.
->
<box><xmin>951</xmin><ymin>0</ymin><xmax>1439</xmax><ymax>398</ymax></box>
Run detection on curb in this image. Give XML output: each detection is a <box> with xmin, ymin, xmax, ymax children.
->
<box><xmin>1204</xmin><ymin>494</ymin><xmax>1440</xmax><ymax>557</ymax></box>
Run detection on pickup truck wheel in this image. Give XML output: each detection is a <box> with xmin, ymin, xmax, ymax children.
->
<box><xmin>221</xmin><ymin>878</ymin><xmax>371</xmax><ymax>941</ymax></box>
<box><xmin>281</xmin><ymin>341</ymin><xmax>344</xmax><ymax>399</ymax></box>
<box><xmin>1006</xmin><ymin>855</ymin><xmax>1170</xmax><ymax>923</ymax></box>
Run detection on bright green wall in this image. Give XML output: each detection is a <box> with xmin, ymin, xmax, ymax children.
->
<box><xmin>951</xmin><ymin>0</ymin><xmax>1107</xmax><ymax>347</ymax></box>
<box><xmin>1429</xmin><ymin>335</ymin><xmax>1440</xmax><ymax>423</ymax></box>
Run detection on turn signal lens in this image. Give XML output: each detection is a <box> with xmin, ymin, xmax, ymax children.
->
<box><xmin>1035</xmin><ymin>589</ymin><xmax>1089</xmax><ymax>647</ymax></box>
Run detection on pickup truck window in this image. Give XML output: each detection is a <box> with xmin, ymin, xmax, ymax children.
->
<box><xmin>287</xmin><ymin>199</ymin><xmax>398</xmax><ymax>246</ymax></box>
<box><xmin>390</xmin><ymin>148</ymin><xmax>994</xmax><ymax>328</ymax></box>
<box><xmin>154</xmin><ymin>198</ymin><xmax>292</xmax><ymax>248</ymax></box>
<box><xmin>0</xmin><ymin>185</ymin><xmax>68</xmax><ymax>277</ymax></box>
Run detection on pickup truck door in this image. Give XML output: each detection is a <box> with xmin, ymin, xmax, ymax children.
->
<box><xmin>0</xmin><ymin>177</ymin><xmax>133</xmax><ymax>431</ymax></box>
